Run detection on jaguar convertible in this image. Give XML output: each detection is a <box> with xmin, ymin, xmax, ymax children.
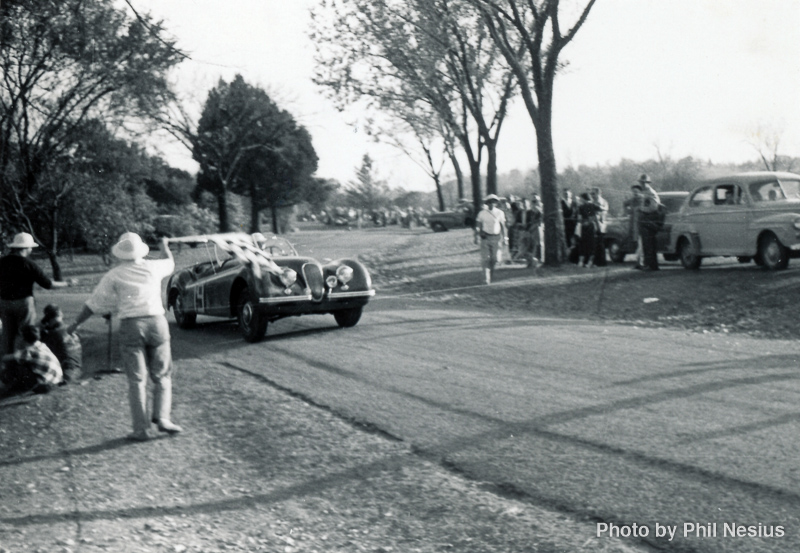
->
<box><xmin>165</xmin><ymin>233</ymin><xmax>375</xmax><ymax>342</ymax></box>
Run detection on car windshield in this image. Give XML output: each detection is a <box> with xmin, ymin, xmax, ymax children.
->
<box><xmin>779</xmin><ymin>179</ymin><xmax>800</xmax><ymax>201</ymax></box>
<box><xmin>749</xmin><ymin>179</ymin><xmax>800</xmax><ymax>202</ymax></box>
<box><xmin>255</xmin><ymin>236</ymin><xmax>298</xmax><ymax>256</ymax></box>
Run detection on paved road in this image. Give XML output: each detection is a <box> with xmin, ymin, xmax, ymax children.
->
<box><xmin>168</xmin><ymin>296</ymin><xmax>800</xmax><ymax>553</ymax></box>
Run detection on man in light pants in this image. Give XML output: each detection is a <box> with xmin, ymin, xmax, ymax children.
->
<box><xmin>68</xmin><ymin>233</ymin><xmax>181</xmax><ymax>442</ymax></box>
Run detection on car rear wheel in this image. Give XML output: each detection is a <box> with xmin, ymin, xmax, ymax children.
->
<box><xmin>237</xmin><ymin>285</ymin><xmax>268</xmax><ymax>342</ymax></box>
<box><xmin>333</xmin><ymin>307</ymin><xmax>363</xmax><ymax>328</ymax></box>
<box><xmin>172</xmin><ymin>292</ymin><xmax>196</xmax><ymax>329</ymax></box>
<box><xmin>431</xmin><ymin>222</ymin><xmax>447</xmax><ymax>232</ymax></box>
<box><xmin>758</xmin><ymin>233</ymin><xmax>789</xmax><ymax>270</ymax></box>
<box><xmin>679</xmin><ymin>237</ymin><xmax>701</xmax><ymax>270</ymax></box>
<box><xmin>606</xmin><ymin>239</ymin><xmax>626</xmax><ymax>263</ymax></box>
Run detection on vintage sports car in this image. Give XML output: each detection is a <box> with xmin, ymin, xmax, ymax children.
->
<box><xmin>165</xmin><ymin>233</ymin><xmax>375</xmax><ymax>342</ymax></box>
<box><xmin>604</xmin><ymin>191</ymin><xmax>689</xmax><ymax>262</ymax></box>
<box><xmin>666</xmin><ymin>172</ymin><xmax>800</xmax><ymax>270</ymax></box>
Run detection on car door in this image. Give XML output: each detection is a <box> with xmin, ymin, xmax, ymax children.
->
<box><xmin>683</xmin><ymin>186</ymin><xmax>715</xmax><ymax>253</ymax></box>
<box><xmin>702</xmin><ymin>184</ymin><xmax>750</xmax><ymax>254</ymax></box>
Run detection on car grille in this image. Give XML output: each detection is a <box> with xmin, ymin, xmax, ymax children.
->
<box><xmin>302</xmin><ymin>263</ymin><xmax>324</xmax><ymax>301</ymax></box>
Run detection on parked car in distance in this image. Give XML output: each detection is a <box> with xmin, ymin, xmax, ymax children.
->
<box><xmin>428</xmin><ymin>201</ymin><xmax>475</xmax><ymax>232</ymax></box>
<box><xmin>166</xmin><ymin>233</ymin><xmax>375</xmax><ymax>342</ymax></box>
<box><xmin>604</xmin><ymin>191</ymin><xmax>689</xmax><ymax>263</ymax></box>
<box><xmin>665</xmin><ymin>171</ymin><xmax>800</xmax><ymax>270</ymax></box>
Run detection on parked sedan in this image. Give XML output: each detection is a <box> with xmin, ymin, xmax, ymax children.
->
<box><xmin>428</xmin><ymin>202</ymin><xmax>475</xmax><ymax>232</ymax></box>
<box><xmin>666</xmin><ymin>172</ymin><xmax>800</xmax><ymax>270</ymax></box>
<box><xmin>166</xmin><ymin>233</ymin><xmax>375</xmax><ymax>342</ymax></box>
<box><xmin>604</xmin><ymin>191</ymin><xmax>689</xmax><ymax>262</ymax></box>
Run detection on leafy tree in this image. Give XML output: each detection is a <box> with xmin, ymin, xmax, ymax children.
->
<box><xmin>311</xmin><ymin>0</ymin><xmax>516</xmax><ymax>214</ymax></box>
<box><xmin>345</xmin><ymin>155</ymin><xmax>391</xmax><ymax>212</ymax></box>
<box><xmin>189</xmin><ymin>75</ymin><xmax>318</xmax><ymax>233</ymax></box>
<box><xmin>469</xmin><ymin>0</ymin><xmax>597</xmax><ymax>265</ymax></box>
<box><xmin>0</xmin><ymin>0</ymin><xmax>181</xmax><ymax>275</ymax></box>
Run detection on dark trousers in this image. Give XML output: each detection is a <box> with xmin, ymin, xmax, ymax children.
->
<box><xmin>593</xmin><ymin>232</ymin><xmax>607</xmax><ymax>266</ymax></box>
<box><xmin>640</xmin><ymin>224</ymin><xmax>659</xmax><ymax>269</ymax></box>
<box><xmin>0</xmin><ymin>297</ymin><xmax>35</xmax><ymax>357</ymax></box>
<box><xmin>579</xmin><ymin>225</ymin><xmax>595</xmax><ymax>265</ymax></box>
<box><xmin>0</xmin><ymin>360</ymin><xmax>52</xmax><ymax>396</ymax></box>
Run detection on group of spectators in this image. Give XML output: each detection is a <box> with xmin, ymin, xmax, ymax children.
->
<box><xmin>561</xmin><ymin>173</ymin><xmax>662</xmax><ymax>270</ymax></box>
<box><xmin>0</xmin><ymin>231</ymin><xmax>182</xmax><ymax>442</ymax></box>
<box><xmin>561</xmin><ymin>187</ymin><xmax>610</xmax><ymax>268</ymax></box>
<box><xmin>475</xmin><ymin>173</ymin><xmax>663</xmax><ymax>282</ymax></box>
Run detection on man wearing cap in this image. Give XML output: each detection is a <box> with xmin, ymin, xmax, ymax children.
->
<box><xmin>636</xmin><ymin>174</ymin><xmax>662</xmax><ymax>271</ymax></box>
<box><xmin>0</xmin><ymin>232</ymin><xmax>71</xmax><ymax>357</ymax></box>
<box><xmin>475</xmin><ymin>194</ymin><xmax>508</xmax><ymax>284</ymax></box>
<box><xmin>68</xmin><ymin>233</ymin><xmax>182</xmax><ymax>442</ymax></box>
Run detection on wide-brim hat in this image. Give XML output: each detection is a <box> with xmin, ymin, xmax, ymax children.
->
<box><xmin>638</xmin><ymin>173</ymin><xmax>652</xmax><ymax>184</ymax></box>
<box><xmin>111</xmin><ymin>232</ymin><xmax>149</xmax><ymax>260</ymax></box>
<box><xmin>7</xmin><ymin>232</ymin><xmax>38</xmax><ymax>249</ymax></box>
<box><xmin>484</xmin><ymin>194</ymin><xmax>500</xmax><ymax>203</ymax></box>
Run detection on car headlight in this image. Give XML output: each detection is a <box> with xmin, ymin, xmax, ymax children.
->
<box><xmin>793</xmin><ymin>218</ymin><xmax>800</xmax><ymax>230</ymax></box>
<box><xmin>279</xmin><ymin>268</ymin><xmax>297</xmax><ymax>288</ymax></box>
<box><xmin>326</xmin><ymin>275</ymin><xmax>339</xmax><ymax>288</ymax></box>
<box><xmin>336</xmin><ymin>265</ymin><xmax>354</xmax><ymax>285</ymax></box>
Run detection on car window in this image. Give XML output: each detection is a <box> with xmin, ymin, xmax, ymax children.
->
<box><xmin>750</xmin><ymin>180</ymin><xmax>784</xmax><ymax>202</ymax></box>
<box><xmin>778</xmin><ymin>179</ymin><xmax>800</xmax><ymax>201</ymax></box>
<box><xmin>689</xmin><ymin>186</ymin><xmax>713</xmax><ymax>207</ymax></box>
<box><xmin>713</xmin><ymin>184</ymin><xmax>742</xmax><ymax>206</ymax></box>
<box><xmin>661</xmin><ymin>196</ymin><xmax>688</xmax><ymax>213</ymax></box>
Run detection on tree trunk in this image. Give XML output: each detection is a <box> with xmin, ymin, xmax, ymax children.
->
<box><xmin>485</xmin><ymin>143</ymin><xmax>498</xmax><ymax>196</ymax></box>
<box><xmin>249</xmin><ymin>194</ymin><xmax>260</xmax><ymax>234</ymax></box>
<box><xmin>468</xmin><ymin>158</ymin><xmax>482</xmax><ymax>217</ymax></box>
<box><xmin>449</xmin><ymin>151</ymin><xmax>465</xmax><ymax>201</ymax></box>
<box><xmin>271</xmin><ymin>204</ymin><xmax>279</xmax><ymax>234</ymax></box>
<box><xmin>534</xmin><ymin>103</ymin><xmax>566</xmax><ymax>266</ymax></box>
<box><xmin>45</xmin><ymin>248</ymin><xmax>63</xmax><ymax>281</ymax></box>
<box><xmin>433</xmin><ymin>175</ymin><xmax>445</xmax><ymax>211</ymax></box>
<box><xmin>217</xmin><ymin>189</ymin><xmax>230</xmax><ymax>232</ymax></box>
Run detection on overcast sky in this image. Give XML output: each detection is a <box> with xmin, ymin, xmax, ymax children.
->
<box><xmin>135</xmin><ymin>0</ymin><xmax>800</xmax><ymax>191</ymax></box>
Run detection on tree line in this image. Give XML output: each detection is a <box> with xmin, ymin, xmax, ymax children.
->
<box><xmin>0</xmin><ymin>0</ymin><xmax>330</xmax><ymax>278</ymax></box>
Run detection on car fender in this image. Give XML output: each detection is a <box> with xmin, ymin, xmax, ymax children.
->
<box><xmin>749</xmin><ymin>212</ymin><xmax>800</xmax><ymax>247</ymax></box>
<box><xmin>323</xmin><ymin>258</ymin><xmax>373</xmax><ymax>291</ymax></box>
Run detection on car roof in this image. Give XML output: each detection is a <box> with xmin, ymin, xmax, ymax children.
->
<box><xmin>700</xmin><ymin>171</ymin><xmax>800</xmax><ymax>185</ymax></box>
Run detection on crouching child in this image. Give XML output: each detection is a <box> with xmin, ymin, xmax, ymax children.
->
<box><xmin>40</xmin><ymin>304</ymin><xmax>82</xmax><ymax>383</ymax></box>
<box><xmin>0</xmin><ymin>324</ymin><xmax>62</xmax><ymax>396</ymax></box>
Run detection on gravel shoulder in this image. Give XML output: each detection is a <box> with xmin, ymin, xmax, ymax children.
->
<box><xmin>1</xmin><ymin>225</ymin><xmax>791</xmax><ymax>552</ymax></box>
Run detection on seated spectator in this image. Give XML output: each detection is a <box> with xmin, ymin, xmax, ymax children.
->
<box><xmin>0</xmin><ymin>324</ymin><xmax>62</xmax><ymax>396</ymax></box>
<box><xmin>40</xmin><ymin>304</ymin><xmax>82</xmax><ymax>383</ymax></box>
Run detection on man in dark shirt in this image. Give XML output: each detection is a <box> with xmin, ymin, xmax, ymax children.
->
<box><xmin>0</xmin><ymin>233</ymin><xmax>70</xmax><ymax>356</ymax></box>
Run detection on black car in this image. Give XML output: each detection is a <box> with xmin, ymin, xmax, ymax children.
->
<box><xmin>604</xmin><ymin>191</ymin><xmax>689</xmax><ymax>262</ymax></box>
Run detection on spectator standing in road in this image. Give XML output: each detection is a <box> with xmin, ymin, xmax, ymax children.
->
<box><xmin>67</xmin><ymin>233</ymin><xmax>182</xmax><ymax>442</ymax></box>
<box><xmin>590</xmin><ymin>187</ymin><xmax>609</xmax><ymax>267</ymax></box>
<box><xmin>637</xmin><ymin>174</ymin><xmax>662</xmax><ymax>271</ymax></box>
<box><xmin>560</xmin><ymin>189</ymin><xmax>578</xmax><ymax>248</ymax></box>
<box><xmin>624</xmin><ymin>183</ymin><xmax>645</xmax><ymax>268</ymax></box>
<box><xmin>475</xmin><ymin>194</ymin><xmax>508</xmax><ymax>284</ymax></box>
<box><xmin>576</xmin><ymin>192</ymin><xmax>600</xmax><ymax>267</ymax></box>
<box><xmin>0</xmin><ymin>324</ymin><xmax>62</xmax><ymax>397</ymax></box>
<box><xmin>0</xmin><ymin>233</ymin><xmax>71</xmax><ymax>359</ymax></box>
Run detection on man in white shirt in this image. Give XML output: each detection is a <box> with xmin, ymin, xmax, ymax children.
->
<box><xmin>590</xmin><ymin>187</ymin><xmax>609</xmax><ymax>267</ymax></box>
<box><xmin>68</xmin><ymin>233</ymin><xmax>182</xmax><ymax>442</ymax></box>
<box><xmin>474</xmin><ymin>194</ymin><xmax>508</xmax><ymax>284</ymax></box>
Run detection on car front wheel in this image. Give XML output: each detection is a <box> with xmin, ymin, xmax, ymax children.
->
<box><xmin>333</xmin><ymin>307</ymin><xmax>363</xmax><ymax>328</ymax></box>
<box><xmin>758</xmin><ymin>233</ymin><xmax>789</xmax><ymax>270</ymax></box>
<box><xmin>237</xmin><ymin>286</ymin><xmax>268</xmax><ymax>342</ymax></box>
<box><xmin>172</xmin><ymin>292</ymin><xmax>196</xmax><ymax>329</ymax></box>
<box><xmin>679</xmin><ymin>237</ymin><xmax>702</xmax><ymax>270</ymax></box>
<box><xmin>606</xmin><ymin>239</ymin><xmax>626</xmax><ymax>263</ymax></box>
